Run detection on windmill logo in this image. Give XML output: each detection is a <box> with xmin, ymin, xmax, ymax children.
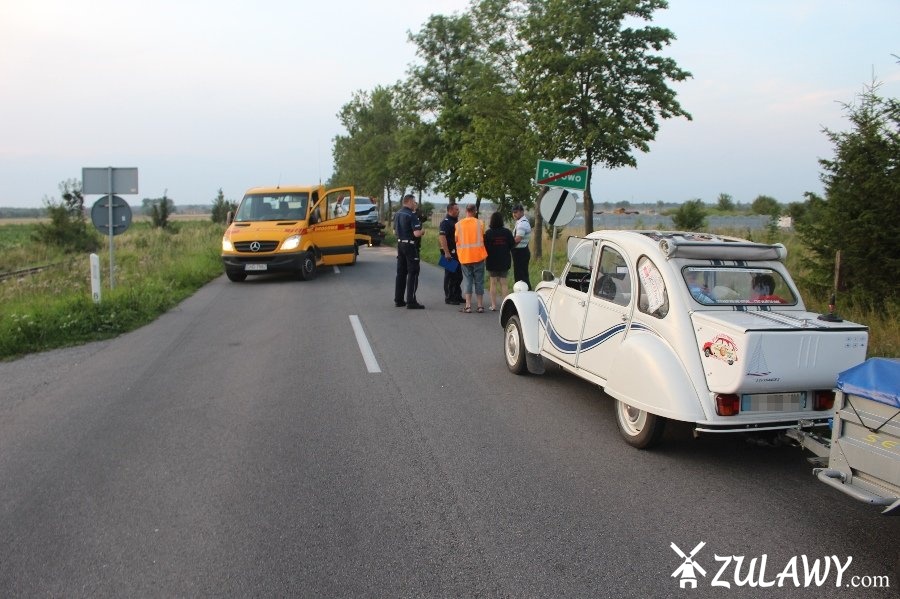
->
<box><xmin>671</xmin><ymin>541</ymin><xmax>707</xmax><ymax>589</ymax></box>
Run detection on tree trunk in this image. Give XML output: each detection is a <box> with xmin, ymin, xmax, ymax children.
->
<box><xmin>583</xmin><ymin>161</ymin><xmax>594</xmax><ymax>236</ymax></box>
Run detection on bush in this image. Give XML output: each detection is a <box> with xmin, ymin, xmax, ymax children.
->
<box><xmin>211</xmin><ymin>188</ymin><xmax>237</xmax><ymax>224</ymax></box>
<box><xmin>671</xmin><ymin>199</ymin><xmax>707</xmax><ymax>230</ymax></box>
<box><xmin>32</xmin><ymin>202</ymin><xmax>100</xmax><ymax>253</ymax></box>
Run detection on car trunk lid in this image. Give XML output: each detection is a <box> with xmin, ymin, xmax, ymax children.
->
<box><xmin>691</xmin><ymin>310</ymin><xmax>868</xmax><ymax>394</ymax></box>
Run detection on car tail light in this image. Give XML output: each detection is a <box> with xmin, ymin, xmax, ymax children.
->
<box><xmin>715</xmin><ymin>394</ymin><xmax>740</xmax><ymax>416</ymax></box>
<box><xmin>813</xmin><ymin>390</ymin><xmax>835</xmax><ymax>411</ymax></box>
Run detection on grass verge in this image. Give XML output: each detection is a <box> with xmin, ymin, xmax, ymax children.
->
<box><xmin>0</xmin><ymin>221</ymin><xmax>223</xmax><ymax>361</ymax></box>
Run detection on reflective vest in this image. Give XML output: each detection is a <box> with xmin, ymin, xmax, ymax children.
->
<box><xmin>455</xmin><ymin>217</ymin><xmax>487</xmax><ymax>264</ymax></box>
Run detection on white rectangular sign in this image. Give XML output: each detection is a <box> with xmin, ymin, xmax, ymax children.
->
<box><xmin>82</xmin><ymin>167</ymin><xmax>139</xmax><ymax>195</ymax></box>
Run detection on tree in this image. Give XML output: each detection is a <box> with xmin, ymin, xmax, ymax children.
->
<box><xmin>670</xmin><ymin>199</ymin><xmax>706</xmax><ymax>230</ymax></box>
<box><xmin>750</xmin><ymin>195</ymin><xmax>780</xmax><ymax>217</ymax></box>
<box><xmin>211</xmin><ymin>188</ymin><xmax>236</xmax><ymax>224</ymax></box>
<box><xmin>390</xmin><ymin>82</ymin><xmax>441</xmax><ymax>206</ymax></box>
<box><xmin>32</xmin><ymin>179</ymin><xmax>99</xmax><ymax>252</ymax></box>
<box><xmin>407</xmin><ymin>12</ymin><xmax>480</xmax><ymax>200</ymax></box>
<box><xmin>333</xmin><ymin>85</ymin><xmax>403</xmax><ymax>208</ymax></box>
<box><xmin>795</xmin><ymin>79</ymin><xmax>899</xmax><ymax>312</ymax></box>
<box><xmin>716</xmin><ymin>193</ymin><xmax>735</xmax><ymax>212</ymax></box>
<box><xmin>518</xmin><ymin>0</ymin><xmax>691</xmax><ymax>234</ymax></box>
<box><xmin>148</xmin><ymin>192</ymin><xmax>174</xmax><ymax>229</ymax></box>
<box><xmin>406</xmin><ymin>3</ymin><xmax>538</xmax><ymax>214</ymax></box>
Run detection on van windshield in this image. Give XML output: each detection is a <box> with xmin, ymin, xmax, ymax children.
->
<box><xmin>682</xmin><ymin>266</ymin><xmax>797</xmax><ymax>306</ymax></box>
<box><xmin>234</xmin><ymin>193</ymin><xmax>309</xmax><ymax>222</ymax></box>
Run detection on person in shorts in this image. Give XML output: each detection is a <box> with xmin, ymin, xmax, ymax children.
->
<box><xmin>484</xmin><ymin>211</ymin><xmax>515</xmax><ymax>311</ymax></box>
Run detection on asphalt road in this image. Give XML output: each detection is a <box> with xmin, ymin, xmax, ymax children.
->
<box><xmin>1</xmin><ymin>246</ymin><xmax>897</xmax><ymax>598</ymax></box>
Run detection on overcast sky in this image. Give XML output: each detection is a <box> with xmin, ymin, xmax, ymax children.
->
<box><xmin>1</xmin><ymin>0</ymin><xmax>898</xmax><ymax>209</ymax></box>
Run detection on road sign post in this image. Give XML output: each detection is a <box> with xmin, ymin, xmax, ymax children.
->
<box><xmin>539</xmin><ymin>187</ymin><xmax>579</xmax><ymax>274</ymax></box>
<box><xmin>83</xmin><ymin>167</ymin><xmax>138</xmax><ymax>291</ymax></box>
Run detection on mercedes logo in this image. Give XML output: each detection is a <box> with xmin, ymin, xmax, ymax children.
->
<box><xmin>250</xmin><ymin>241</ymin><xmax>261</xmax><ymax>252</ymax></box>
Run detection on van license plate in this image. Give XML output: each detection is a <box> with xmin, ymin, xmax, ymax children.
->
<box><xmin>741</xmin><ymin>392</ymin><xmax>805</xmax><ymax>412</ymax></box>
<box><xmin>245</xmin><ymin>264</ymin><xmax>267</xmax><ymax>271</ymax></box>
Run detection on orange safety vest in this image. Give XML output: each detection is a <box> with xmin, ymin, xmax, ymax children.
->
<box><xmin>455</xmin><ymin>217</ymin><xmax>487</xmax><ymax>264</ymax></box>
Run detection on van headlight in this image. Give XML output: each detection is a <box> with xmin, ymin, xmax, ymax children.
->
<box><xmin>281</xmin><ymin>235</ymin><xmax>301</xmax><ymax>251</ymax></box>
<box><xmin>222</xmin><ymin>237</ymin><xmax>234</xmax><ymax>252</ymax></box>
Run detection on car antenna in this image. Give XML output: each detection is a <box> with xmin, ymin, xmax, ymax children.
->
<box><xmin>818</xmin><ymin>292</ymin><xmax>843</xmax><ymax>322</ymax></box>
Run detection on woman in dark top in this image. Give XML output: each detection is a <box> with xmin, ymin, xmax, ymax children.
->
<box><xmin>483</xmin><ymin>211</ymin><xmax>516</xmax><ymax>311</ymax></box>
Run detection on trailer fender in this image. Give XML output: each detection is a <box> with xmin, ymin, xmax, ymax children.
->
<box><xmin>604</xmin><ymin>332</ymin><xmax>708</xmax><ymax>423</ymax></box>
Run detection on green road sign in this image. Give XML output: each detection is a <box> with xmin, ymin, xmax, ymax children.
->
<box><xmin>535</xmin><ymin>159</ymin><xmax>587</xmax><ymax>191</ymax></box>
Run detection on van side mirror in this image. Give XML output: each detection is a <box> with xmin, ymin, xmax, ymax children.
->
<box><xmin>226</xmin><ymin>210</ymin><xmax>234</xmax><ymax>225</ymax></box>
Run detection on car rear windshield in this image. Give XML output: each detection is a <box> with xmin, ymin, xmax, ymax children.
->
<box><xmin>682</xmin><ymin>266</ymin><xmax>797</xmax><ymax>306</ymax></box>
<box><xmin>235</xmin><ymin>193</ymin><xmax>309</xmax><ymax>222</ymax></box>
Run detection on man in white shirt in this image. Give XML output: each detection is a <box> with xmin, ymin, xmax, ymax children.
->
<box><xmin>511</xmin><ymin>204</ymin><xmax>532</xmax><ymax>290</ymax></box>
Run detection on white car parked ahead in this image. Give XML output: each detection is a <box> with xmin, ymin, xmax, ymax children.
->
<box><xmin>500</xmin><ymin>231</ymin><xmax>869</xmax><ymax>448</ymax></box>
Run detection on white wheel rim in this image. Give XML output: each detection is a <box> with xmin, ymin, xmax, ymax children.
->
<box><xmin>618</xmin><ymin>402</ymin><xmax>646</xmax><ymax>436</ymax></box>
<box><xmin>505</xmin><ymin>323</ymin><xmax>520</xmax><ymax>366</ymax></box>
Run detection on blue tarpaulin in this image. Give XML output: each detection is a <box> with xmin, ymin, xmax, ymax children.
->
<box><xmin>837</xmin><ymin>358</ymin><xmax>900</xmax><ymax>408</ymax></box>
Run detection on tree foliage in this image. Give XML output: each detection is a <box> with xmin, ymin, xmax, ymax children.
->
<box><xmin>795</xmin><ymin>80</ymin><xmax>900</xmax><ymax>312</ymax></box>
<box><xmin>211</xmin><ymin>188</ymin><xmax>236</xmax><ymax>224</ymax></box>
<box><xmin>670</xmin><ymin>199</ymin><xmax>707</xmax><ymax>230</ymax></box>
<box><xmin>331</xmin><ymin>0</ymin><xmax>691</xmax><ymax>235</ymax></box>
<box><xmin>716</xmin><ymin>193</ymin><xmax>735</xmax><ymax>212</ymax></box>
<box><xmin>332</xmin><ymin>86</ymin><xmax>403</xmax><ymax>203</ymax></box>
<box><xmin>148</xmin><ymin>193</ymin><xmax>174</xmax><ymax>229</ymax></box>
<box><xmin>32</xmin><ymin>179</ymin><xmax>99</xmax><ymax>252</ymax></box>
<box><xmin>750</xmin><ymin>195</ymin><xmax>781</xmax><ymax>217</ymax></box>
<box><xmin>518</xmin><ymin>0</ymin><xmax>691</xmax><ymax>233</ymax></box>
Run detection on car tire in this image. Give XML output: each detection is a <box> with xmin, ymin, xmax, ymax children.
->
<box><xmin>226</xmin><ymin>271</ymin><xmax>247</xmax><ymax>282</ymax></box>
<box><xmin>614</xmin><ymin>400</ymin><xmax>666</xmax><ymax>449</ymax></box>
<box><xmin>504</xmin><ymin>315</ymin><xmax>528</xmax><ymax>375</ymax></box>
<box><xmin>298</xmin><ymin>252</ymin><xmax>317</xmax><ymax>281</ymax></box>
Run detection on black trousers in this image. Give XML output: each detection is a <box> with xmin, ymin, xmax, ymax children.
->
<box><xmin>395</xmin><ymin>243</ymin><xmax>420</xmax><ymax>304</ymax></box>
<box><xmin>512</xmin><ymin>247</ymin><xmax>531</xmax><ymax>290</ymax></box>
<box><xmin>443</xmin><ymin>259</ymin><xmax>463</xmax><ymax>302</ymax></box>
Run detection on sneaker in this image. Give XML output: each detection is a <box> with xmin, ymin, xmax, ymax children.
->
<box><xmin>394</xmin><ymin>301</ymin><xmax>407</xmax><ymax>308</ymax></box>
<box><xmin>406</xmin><ymin>303</ymin><xmax>425</xmax><ymax>310</ymax></box>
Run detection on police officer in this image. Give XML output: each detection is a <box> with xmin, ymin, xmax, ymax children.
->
<box><xmin>393</xmin><ymin>194</ymin><xmax>425</xmax><ymax>309</ymax></box>
<box><xmin>438</xmin><ymin>202</ymin><xmax>463</xmax><ymax>305</ymax></box>
<box><xmin>511</xmin><ymin>203</ymin><xmax>532</xmax><ymax>290</ymax></box>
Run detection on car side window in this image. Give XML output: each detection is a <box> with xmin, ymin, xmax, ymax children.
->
<box><xmin>563</xmin><ymin>240</ymin><xmax>595</xmax><ymax>293</ymax></box>
<box><xmin>593</xmin><ymin>246</ymin><xmax>630</xmax><ymax>306</ymax></box>
<box><xmin>637</xmin><ymin>256</ymin><xmax>669</xmax><ymax>318</ymax></box>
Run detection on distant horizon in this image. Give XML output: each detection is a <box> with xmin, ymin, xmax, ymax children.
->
<box><xmin>0</xmin><ymin>195</ymin><xmax>789</xmax><ymax>213</ymax></box>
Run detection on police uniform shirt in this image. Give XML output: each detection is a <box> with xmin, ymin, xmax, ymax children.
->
<box><xmin>514</xmin><ymin>214</ymin><xmax>532</xmax><ymax>248</ymax></box>
<box><xmin>394</xmin><ymin>206</ymin><xmax>421</xmax><ymax>242</ymax></box>
<box><xmin>439</xmin><ymin>212</ymin><xmax>458</xmax><ymax>252</ymax></box>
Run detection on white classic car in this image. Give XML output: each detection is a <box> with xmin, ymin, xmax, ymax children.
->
<box><xmin>500</xmin><ymin>231</ymin><xmax>869</xmax><ymax>448</ymax></box>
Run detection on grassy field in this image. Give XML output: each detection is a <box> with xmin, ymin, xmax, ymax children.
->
<box><xmin>1</xmin><ymin>219</ymin><xmax>896</xmax><ymax>360</ymax></box>
<box><xmin>0</xmin><ymin>220</ymin><xmax>224</xmax><ymax>360</ymax></box>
